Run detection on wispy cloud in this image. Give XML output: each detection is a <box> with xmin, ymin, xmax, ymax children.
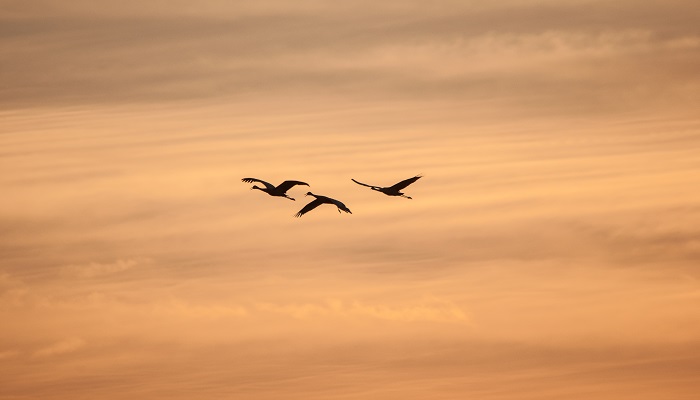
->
<box><xmin>0</xmin><ymin>350</ymin><xmax>20</xmax><ymax>360</ymax></box>
<box><xmin>1</xmin><ymin>1</ymin><xmax>699</xmax><ymax>113</ymax></box>
<box><xmin>1</xmin><ymin>1</ymin><xmax>700</xmax><ymax>399</ymax></box>
<box><xmin>33</xmin><ymin>338</ymin><xmax>85</xmax><ymax>358</ymax></box>
<box><xmin>257</xmin><ymin>298</ymin><xmax>469</xmax><ymax>323</ymax></box>
<box><xmin>152</xmin><ymin>300</ymin><xmax>248</xmax><ymax>319</ymax></box>
<box><xmin>62</xmin><ymin>258</ymin><xmax>150</xmax><ymax>278</ymax></box>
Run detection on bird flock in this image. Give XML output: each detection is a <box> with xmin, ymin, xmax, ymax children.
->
<box><xmin>241</xmin><ymin>175</ymin><xmax>422</xmax><ymax>217</ymax></box>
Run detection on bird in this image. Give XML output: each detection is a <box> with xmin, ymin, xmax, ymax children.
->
<box><xmin>241</xmin><ymin>178</ymin><xmax>309</xmax><ymax>201</ymax></box>
<box><xmin>351</xmin><ymin>175</ymin><xmax>422</xmax><ymax>199</ymax></box>
<box><xmin>295</xmin><ymin>192</ymin><xmax>352</xmax><ymax>217</ymax></box>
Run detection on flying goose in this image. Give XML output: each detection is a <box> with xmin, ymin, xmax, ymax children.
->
<box><xmin>242</xmin><ymin>178</ymin><xmax>309</xmax><ymax>201</ymax></box>
<box><xmin>351</xmin><ymin>175</ymin><xmax>422</xmax><ymax>199</ymax></box>
<box><xmin>295</xmin><ymin>192</ymin><xmax>352</xmax><ymax>217</ymax></box>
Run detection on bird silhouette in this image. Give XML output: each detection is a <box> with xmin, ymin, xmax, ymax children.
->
<box><xmin>242</xmin><ymin>178</ymin><xmax>309</xmax><ymax>201</ymax></box>
<box><xmin>295</xmin><ymin>192</ymin><xmax>352</xmax><ymax>217</ymax></box>
<box><xmin>351</xmin><ymin>175</ymin><xmax>422</xmax><ymax>199</ymax></box>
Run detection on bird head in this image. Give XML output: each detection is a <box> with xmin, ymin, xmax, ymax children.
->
<box><xmin>305</xmin><ymin>192</ymin><xmax>314</xmax><ymax>197</ymax></box>
<box><xmin>251</xmin><ymin>185</ymin><xmax>260</xmax><ymax>190</ymax></box>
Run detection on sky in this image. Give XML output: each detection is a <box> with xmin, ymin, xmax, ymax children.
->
<box><xmin>1</xmin><ymin>1</ymin><xmax>700</xmax><ymax>399</ymax></box>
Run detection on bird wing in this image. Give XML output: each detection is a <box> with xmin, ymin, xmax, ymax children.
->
<box><xmin>331</xmin><ymin>198</ymin><xmax>352</xmax><ymax>214</ymax></box>
<box><xmin>388</xmin><ymin>175</ymin><xmax>422</xmax><ymax>191</ymax></box>
<box><xmin>275</xmin><ymin>180</ymin><xmax>309</xmax><ymax>194</ymax></box>
<box><xmin>294</xmin><ymin>198</ymin><xmax>323</xmax><ymax>218</ymax></box>
<box><xmin>241</xmin><ymin>177</ymin><xmax>274</xmax><ymax>190</ymax></box>
<box><xmin>351</xmin><ymin>178</ymin><xmax>380</xmax><ymax>190</ymax></box>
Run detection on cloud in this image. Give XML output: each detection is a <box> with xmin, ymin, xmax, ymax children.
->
<box><xmin>1</xmin><ymin>1</ymin><xmax>699</xmax><ymax>113</ymax></box>
<box><xmin>257</xmin><ymin>298</ymin><xmax>469</xmax><ymax>323</ymax></box>
<box><xmin>0</xmin><ymin>350</ymin><xmax>20</xmax><ymax>360</ymax></box>
<box><xmin>568</xmin><ymin>208</ymin><xmax>700</xmax><ymax>267</ymax></box>
<box><xmin>33</xmin><ymin>338</ymin><xmax>85</xmax><ymax>358</ymax></box>
<box><xmin>0</xmin><ymin>273</ymin><xmax>28</xmax><ymax>306</ymax></box>
<box><xmin>1</xmin><ymin>2</ymin><xmax>699</xmax><ymax>398</ymax></box>
<box><xmin>151</xmin><ymin>300</ymin><xmax>248</xmax><ymax>319</ymax></box>
<box><xmin>62</xmin><ymin>258</ymin><xmax>150</xmax><ymax>278</ymax></box>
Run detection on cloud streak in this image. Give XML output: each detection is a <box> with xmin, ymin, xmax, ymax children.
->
<box><xmin>33</xmin><ymin>338</ymin><xmax>85</xmax><ymax>358</ymax></box>
<box><xmin>2</xmin><ymin>1</ymin><xmax>699</xmax><ymax>114</ymax></box>
<box><xmin>257</xmin><ymin>298</ymin><xmax>469</xmax><ymax>323</ymax></box>
<box><xmin>62</xmin><ymin>258</ymin><xmax>149</xmax><ymax>278</ymax></box>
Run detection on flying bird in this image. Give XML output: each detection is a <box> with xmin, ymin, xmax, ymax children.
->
<box><xmin>295</xmin><ymin>192</ymin><xmax>352</xmax><ymax>217</ymax></box>
<box><xmin>242</xmin><ymin>178</ymin><xmax>309</xmax><ymax>201</ymax></box>
<box><xmin>351</xmin><ymin>175</ymin><xmax>422</xmax><ymax>199</ymax></box>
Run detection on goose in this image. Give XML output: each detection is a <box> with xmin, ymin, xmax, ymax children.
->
<box><xmin>242</xmin><ymin>178</ymin><xmax>309</xmax><ymax>201</ymax></box>
<box><xmin>351</xmin><ymin>175</ymin><xmax>422</xmax><ymax>199</ymax></box>
<box><xmin>295</xmin><ymin>192</ymin><xmax>352</xmax><ymax>217</ymax></box>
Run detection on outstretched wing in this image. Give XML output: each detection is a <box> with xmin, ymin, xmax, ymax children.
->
<box><xmin>275</xmin><ymin>180</ymin><xmax>309</xmax><ymax>194</ymax></box>
<box><xmin>294</xmin><ymin>199</ymin><xmax>323</xmax><ymax>218</ymax></box>
<box><xmin>388</xmin><ymin>175</ymin><xmax>422</xmax><ymax>191</ymax></box>
<box><xmin>242</xmin><ymin>177</ymin><xmax>274</xmax><ymax>190</ymax></box>
<box><xmin>331</xmin><ymin>198</ymin><xmax>352</xmax><ymax>214</ymax></box>
<box><xmin>351</xmin><ymin>178</ymin><xmax>380</xmax><ymax>190</ymax></box>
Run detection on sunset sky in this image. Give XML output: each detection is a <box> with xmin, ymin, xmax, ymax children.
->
<box><xmin>1</xmin><ymin>1</ymin><xmax>700</xmax><ymax>398</ymax></box>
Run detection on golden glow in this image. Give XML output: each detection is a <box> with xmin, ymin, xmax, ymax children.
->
<box><xmin>1</xmin><ymin>1</ymin><xmax>699</xmax><ymax>398</ymax></box>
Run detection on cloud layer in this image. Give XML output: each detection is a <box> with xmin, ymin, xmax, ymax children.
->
<box><xmin>1</xmin><ymin>1</ymin><xmax>700</xmax><ymax>399</ymax></box>
<box><xmin>2</xmin><ymin>1</ymin><xmax>699</xmax><ymax>114</ymax></box>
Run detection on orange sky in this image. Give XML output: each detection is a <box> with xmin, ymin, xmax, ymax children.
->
<box><xmin>1</xmin><ymin>1</ymin><xmax>700</xmax><ymax>399</ymax></box>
